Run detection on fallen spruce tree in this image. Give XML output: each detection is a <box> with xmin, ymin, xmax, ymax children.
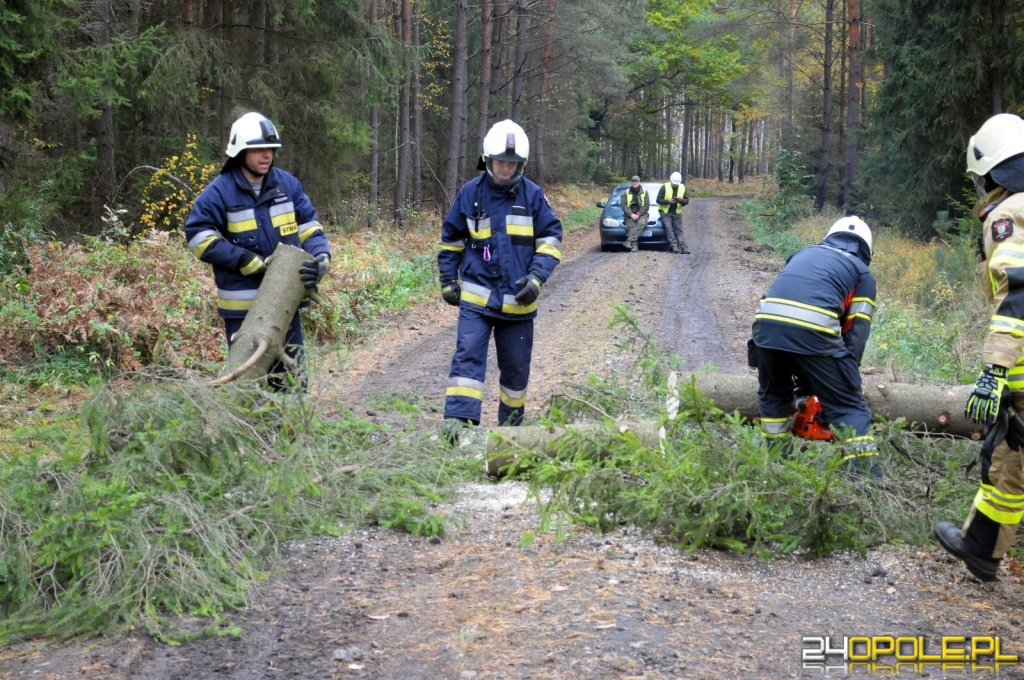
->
<box><xmin>484</xmin><ymin>373</ymin><xmax>979</xmax><ymax>476</ymax></box>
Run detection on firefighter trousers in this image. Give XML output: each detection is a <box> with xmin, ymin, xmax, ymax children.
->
<box><xmin>444</xmin><ymin>307</ymin><xmax>534</xmax><ymax>426</ymax></box>
<box><xmin>755</xmin><ymin>346</ymin><xmax>872</xmax><ymax>442</ymax></box>
<box><xmin>961</xmin><ymin>391</ymin><xmax>1024</xmax><ymax>559</ymax></box>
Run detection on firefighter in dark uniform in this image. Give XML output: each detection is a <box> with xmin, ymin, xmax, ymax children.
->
<box><xmin>935</xmin><ymin>113</ymin><xmax>1024</xmax><ymax>582</ymax></box>
<box><xmin>184</xmin><ymin>112</ymin><xmax>332</xmax><ymax>389</ymax></box>
<box><xmin>622</xmin><ymin>175</ymin><xmax>649</xmax><ymax>253</ymax></box>
<box><xmin>750</xmin><ymin>217</ymin><xmax>878</xmax><ymax>470</ymax></box>
<box><xmin>438</xmin><ymin>120</ymin><xmax>563</xmax><ymax>434</ymax></box>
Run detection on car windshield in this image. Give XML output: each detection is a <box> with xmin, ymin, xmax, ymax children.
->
<box><xmin>609</xmin><ymin>183</ymin><xmax>660</xmax><ymax>213</ymax></box>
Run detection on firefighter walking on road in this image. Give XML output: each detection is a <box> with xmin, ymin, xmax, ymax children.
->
<box><xmin>749</xmin><ymin>217</ymin><xmax>878</xmax><ymax>470</ymax></box>
<box><xmin>437</xmin><ymin>120</ymin><xmax>563</xmax><ymax>438</ymax></box>
<box><xmin>656</xmin><ymin>172</ymin><xmax>690</xmax><ymax>254</ymax></box>
<box><xmin>935</xmin><ymin>113</ymin><xmax>1024</xmax><ymax>582</ymax></box>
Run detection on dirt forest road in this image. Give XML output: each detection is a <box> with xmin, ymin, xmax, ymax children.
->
<box><xmin>5</xmin><ymin>197</ymin><xmax>1024</xmax><ymax>679</ymax></box>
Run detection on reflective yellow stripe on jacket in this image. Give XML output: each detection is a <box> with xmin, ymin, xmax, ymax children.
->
<box><xmin>754</xmin><ymin>297</ymin><xmax>842</xmax><ymax>335</ymax></box>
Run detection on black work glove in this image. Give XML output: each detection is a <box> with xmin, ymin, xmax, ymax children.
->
<box><xmin>965</xmin><ymin>364</ymin><xmax>1009</xmax><ymax>427</ymax></box>
<box><xmin>299</xmin><ymin>255</ymin><xmax>330</xmax><ymax>288</ymax></box>
<box><xmin>440</xmin><ymin>281</ymin><xmax>461</xmax><ymax>306</ymax></box>
<box><xmin>238</xmin><ymin>251</ymin><xmax>266</xmax><ymax>276</ymax></box>
<box><xmin>513</xmin><ymin>275</ymin><xmax>543</xmax><ymax>306</ymax></box>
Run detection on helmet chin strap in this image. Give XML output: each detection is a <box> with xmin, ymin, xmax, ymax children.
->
<box><xmin>244</xmin><ymin>158</ymin><xmax>271</xmax><ymax>178</ymax></box>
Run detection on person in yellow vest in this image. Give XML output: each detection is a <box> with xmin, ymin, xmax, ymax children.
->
<box><xmin>656</xmin><ymin>171</ymin><xmax>690</xmax><ymax>254</ymax></box>
<box><xmin>621</xmin><ymin>175</ymin><xmax>649</xmax><ymax>253</ymax></box>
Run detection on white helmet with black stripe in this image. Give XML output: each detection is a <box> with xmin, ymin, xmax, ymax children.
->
<box><xmin>478</xmin><ymin>119</ymin><xmax>529</xmax><ymax>187</ymax></box>
<box><xmin>826</xmin><ymin>215</ymin><xmax>872</xmax><ymax>256</ymax></box>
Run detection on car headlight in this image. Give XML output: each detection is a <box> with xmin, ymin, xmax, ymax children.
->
<box><xmin>601</xmin><ymin>217</ymin><xmax>621</xmax><ymax>227</ymax></box>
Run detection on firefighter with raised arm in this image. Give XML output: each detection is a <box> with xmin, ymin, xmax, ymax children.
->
<box><xmin>749</xmin><ymin>217</ymin><xmax>878</xmax><ymax>471</ymax></box>
<box><xmin>935</xmin><ymin>113</ymin><xmax>1024</xmax><ymax>582</ymax></box>
<box><xmin>437</xmin><ymin>120</ymin><xmax>563</xmax><ymax>441</ymax></box>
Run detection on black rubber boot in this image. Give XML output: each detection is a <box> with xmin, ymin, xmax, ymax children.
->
<box><xmin>933</xmin><ymin>521</ymin><xmax>1000</xmax><ymax>581</ymax></box>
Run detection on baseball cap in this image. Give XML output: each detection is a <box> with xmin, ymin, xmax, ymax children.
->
<box><xmin>631</xmin><ymin>175</ymin><xmax>641</xmax><ymax>181</ymax></box>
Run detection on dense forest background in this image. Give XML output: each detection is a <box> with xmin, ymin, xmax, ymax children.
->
<box><xmin>2</xmin><ymin>0</ymin><xmax>1022</xmax><ymax>244</ymax></box>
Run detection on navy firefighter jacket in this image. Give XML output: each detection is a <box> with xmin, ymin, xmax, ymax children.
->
<box><xmin>752</xmin><ymin>233</ymin><xmax>876</xmax><ymax>361</ymax></box>
<box><xmin>184</xmin><ymin>166</ymin><xmax>331</xmax><ymax>319</ymax></box>
<box><xmin>438</xmin><ymin>174</ymin><xmax>563</xmax><ymax>321</ymax></box>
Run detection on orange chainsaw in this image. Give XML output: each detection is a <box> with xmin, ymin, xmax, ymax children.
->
<box><xmin>791</xmin><ymin>395</ymin><xmax>833</xmax><ymax>441</ymax></box>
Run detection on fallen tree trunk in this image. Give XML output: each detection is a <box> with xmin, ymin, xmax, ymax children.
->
<box><xmin>214</xmin><ymin>244</ymin><xmax>314</xmax><ymax>385</ymax></box>
<box><xmin>483</xmin><ymin>372</ymin><xmax>980</xmax><ymax>476</ymax></box>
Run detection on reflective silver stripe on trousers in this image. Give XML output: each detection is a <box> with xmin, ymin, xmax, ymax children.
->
<box><xmin>448</xmin><ymin>376</ymin><xmax>485</xmax><ymax>391</ymax></box>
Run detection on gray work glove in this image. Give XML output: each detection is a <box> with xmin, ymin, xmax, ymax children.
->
<box><xmin>513</xmin><ymin>275</ymin><xmax>543</xmax><ymax>306</ymax></box>
<box><xmin>238</xmin><ymin>251</ymin><xmax>266</xmax><ymax>276</ymax></box>
<box><xmin>299</xmin><ymin>255</ymin><xmax>330</xmax><ymax>288</ymax></box>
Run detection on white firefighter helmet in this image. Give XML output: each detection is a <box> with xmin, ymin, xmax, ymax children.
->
<box><xmin>225</xmin><ymin>112</ymin><xmax>282</xmax><ymax>159</ymax></box>
<box><xmin>670</xmin><ymin>172</ymin><xmax>682</xmax><ymax>184</ymax></box>
<box><xmin>479</xmin><ymin>119</ymin><xmax>529</xmax><ymax>185</ymax></box>
<box><xmin>967</xmin><ymin>113</ymin><xmax>1024</xmax><ymax>196</ymax></box>
<box><xmin>826</xmin><ymin>215</ymin><xmax>872</xmax><ymax>255</ymax></box>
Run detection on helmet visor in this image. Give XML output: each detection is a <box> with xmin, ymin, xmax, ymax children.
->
<box><xmin>247</xmin><ymin>119</ymin><xmax>280</xmax><ymax>146</ymax></box>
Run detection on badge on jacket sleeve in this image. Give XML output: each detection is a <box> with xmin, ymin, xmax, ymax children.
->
<box><xmin>993</xmin><ymin>218</ymin><xmax>1014</xmax><ymax>242</ymax></box>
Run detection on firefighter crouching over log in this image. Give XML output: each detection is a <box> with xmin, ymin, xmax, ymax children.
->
<box><xmin>184</xmin><ymin>112</ymin><xmax>332</xmax><ymax>391</ymax></box>
<box><xmin>749</xmin><ymin>217</ymin><xmax>879</xmax><ymax>474</ymax></box>
<box><xmin>934</xmin><ymin>113</ymin><xmax>1024</xmax><ymax>582</ymax></box>
<box><xmin>437</xmin><ymin>120</ymin><xmax>563</xmax><ymax>442</ymax></box>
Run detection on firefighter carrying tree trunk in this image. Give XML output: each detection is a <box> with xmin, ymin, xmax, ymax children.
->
<box><xmin>934</xmin><ymin>113</ymin><xmax>1024</xmax><ymax>582</ymax></box>
<box><xmin>437</xmin><ymin>120</ymin><xmax>563</xmax><ymax>442</ymax></box>
<box><xmin>749</xmin><ymin>217</ymin><xmax>878</xmax><ymax>473</ymax></box>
